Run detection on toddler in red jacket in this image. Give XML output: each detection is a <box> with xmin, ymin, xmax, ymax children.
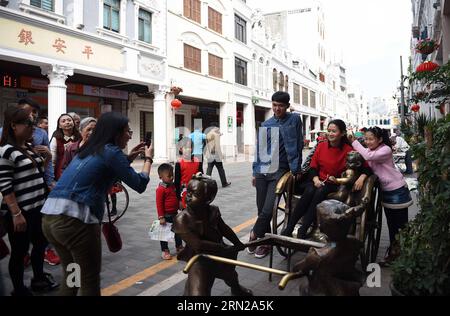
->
<box><xmin>156</xmin><ymin>164</ymin><xmax>183</xmax><ymax>260</ymax></box>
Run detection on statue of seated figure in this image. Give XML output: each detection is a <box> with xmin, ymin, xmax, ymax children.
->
<box><xmin>173</xmin><ymin>173</ymin><xmax>253</xmax><ymax>297</ymax></box>
<box><xmin>328</xmin><ymin>151</ymin><xmax>365</xmax><ymax>206</ymax></box>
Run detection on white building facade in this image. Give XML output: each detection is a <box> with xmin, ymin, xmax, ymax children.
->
<box><xmin>0</xmin><ymin>0</ymin><xmax>168</xmax><ymax>159</ymax></box>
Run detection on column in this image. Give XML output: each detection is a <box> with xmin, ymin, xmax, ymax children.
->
<box><xmin>305</xmin><ymin>115</ymin><xmax>311</xmax><ymax>141</ymax></box>
<box><xmin>41</xmin><ymin>65</ymin><xmax>74</xmax><ymax>136</ymax></box>
<box><xmin>243</xmin><ymin>102</ymin><xmax>256</xmax><ymax>156</ymax></box>
<box><xmin>153</xmin><ymin>87</ymin><xmax>169</xmax><ymax>162</ymax></box>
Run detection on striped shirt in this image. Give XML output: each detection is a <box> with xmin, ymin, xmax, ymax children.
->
<box><xmin>0</xmin><ymin>144</ymin><xmax>46</xmax><ymax>215</ymax></box>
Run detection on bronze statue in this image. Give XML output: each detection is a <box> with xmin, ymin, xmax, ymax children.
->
<box><xmin>292</xmin><ymin>199</ymin><xmax>366</xmax><ymax>296</ymax></box>
<box><xmin>173</xmin><ymin>173</ymin><xmax>253</xmax><ymax>296</ymax></box>
<box><xmin>328</xmin><ymin>151</ymin><xmax>364</xmax><ymax>206</ymax></box>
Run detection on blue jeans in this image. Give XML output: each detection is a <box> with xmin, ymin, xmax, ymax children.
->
<box><xmin>253</xmin><ymin>169</ymin><xmax>288</xmax><ymax>238</ymax></box>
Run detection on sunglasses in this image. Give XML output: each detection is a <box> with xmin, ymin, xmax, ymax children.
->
<box><xmin>16</xmin><ymin>118</ymin><xmax>34</xmax><ymax>127</ymax></box>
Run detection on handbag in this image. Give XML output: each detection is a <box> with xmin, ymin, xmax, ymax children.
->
<box><xmin>102</xmin><ymin>195</ymin><xmax>122</xmax><ymax>253</ymax></box>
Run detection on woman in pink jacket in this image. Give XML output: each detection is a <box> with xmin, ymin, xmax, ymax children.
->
<box><xmin>349</xmin><ymin>127</ymin><xmax>412</xmax><ymax>265</ymax></box>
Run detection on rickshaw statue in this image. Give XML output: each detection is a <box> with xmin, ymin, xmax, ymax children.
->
<box><xmin>292</xmin><ymin>199</ymin><xmax>366</xmax><ymax>296</ymax></box>
<box><xmin>173</xmin><ymin>173</ymin><xmax>253</xmax><ymax>296</ymax></box>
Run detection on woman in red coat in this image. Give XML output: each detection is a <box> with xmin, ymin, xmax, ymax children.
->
<box><xmin>282</xmin><ymin>119</ymin><xmax>371</xmax><ymax>240</ymax></box>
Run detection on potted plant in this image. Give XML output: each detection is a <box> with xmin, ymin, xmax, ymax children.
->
<box><xmin>170</xmin><ymin>86</ymin><xmax>183</xmax><ymax>96</ymax></box>
<box><xmin>415</xmin><ymin>38</ymin><xmax>439</xmax><ymax>55</ymax></box>
<box><xmin>390</xmin><ymin>115</ymin><xmax>450</xmax><ymax>296</ymax></box>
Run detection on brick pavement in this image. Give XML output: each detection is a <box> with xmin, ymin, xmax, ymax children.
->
<box><xmin>0</xmin><ymin>152</ymin><xmax>419</xmax><ymax>296</ymax></box>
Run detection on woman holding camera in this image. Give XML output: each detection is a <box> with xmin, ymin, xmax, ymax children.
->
<box><xmin>41</xmin><ymin>112</ymin><xmax>153</xmax><ymax>296</ymax></box>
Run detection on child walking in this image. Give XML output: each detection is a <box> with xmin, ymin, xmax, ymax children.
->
<box><xmin>175</xmin><ymin>138</ymin><xmax>201</xmax><ymax>209</ymax></box>
<box><xmin>349</xmin><ymin>127</ymin><xmax>413</xmax><ymax>265</ymax></box>
<box><xmin>156</xmin><ymin>164</ymin><xmax>183</xmax><ymax>260</ymax></box>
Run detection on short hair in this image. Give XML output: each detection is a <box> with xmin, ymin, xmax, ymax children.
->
<box><xmin>38</xmin><ymin>116</ymin><xmax>48</xmax><ymax>123</ymax></box>
<box><xmin>272</xmin><ymin>91</ymin><xmax>290</xmax><ymax>106</ymax></box>
<box><xmin>17</xmin><ymin>98</ymin><xmax>40</xmax><ymax>111</ymax></box>
<box><xmin>158</xmin><ymin>163</ymin><xmax>173</xmax><ymax>176</ymax></box>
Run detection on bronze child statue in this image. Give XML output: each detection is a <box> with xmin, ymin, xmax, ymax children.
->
<box><xmin>173</xmin><ymin>173</ymin><xmax>253</xmax><ymax>296</ymax></box>
<box><xmin>328</xmin><ymin>151</ymin><xmax>364</xmax><ymax>206</ymax></box>
<box><xmin>292</xmin><ymin>199</ymin><xmax>366</xmax><ymax>296</ymax></box>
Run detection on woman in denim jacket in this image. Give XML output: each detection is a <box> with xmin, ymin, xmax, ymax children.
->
<box><xmin>41</xmin><ymin>112</ymin><xmax>153</xmax><ymax>296</ymax></box>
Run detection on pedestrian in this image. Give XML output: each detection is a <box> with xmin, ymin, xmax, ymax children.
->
<box><xmin>281</xmin><ymin>120</ymin><xmax>371</xmax><ymax>241</ymax></box>
<box><xmin>68</xmin><ymin>112</ymin><xmax>81</xmax><ymax>131</ymax></box>
<box><xmin>50</xmin><ymin>114</ymin><xmax>81</xmax><ymax>181</ymax></box>
<box><xmin>205</xmin><ymin>126</ymin><xmax>231</xmax><ymax>188</ymax></box>
<box><xmin>156</xmin><ymin>163</ymin><xmax>183</xmax><ymax>260</ymax></box>
<box><xmin>37</xmin><ymin>117</ymin><xmax>49</xmax><ymax>133</ymax></box>
<box><xmin>61</xmin><ymin>117</ymin><xmax>97</xmax><ymax>170</ymax></box>
<box><xmin>41</xmin><ymin>112</ymin><xmax>153</xmax><ymax>296</ymax></box>
<box><xmin>0</xmin><ymin>106</ymin><xmax>59</xmax><ymax>296</ymax></box>
<box><xmin>392</xmin><ymin>130</ymin><xmax>413</xmax><ymax>174</ymax></box>
<box><xmin>175</xmin><ymin>137</ymin><xmax>201</xmax><ymax>209</ymax></box>
<box><xmin>189</xmin><ymin>126</ymin><xmax>206</xmax><ymax>173</ymax></box>
<box><xmin>349</xmin><ymin>127</ymin><xmax>413</xmax><ymax>265</ymax></box>
<box><xmin>249</xmin><ymin>91</ymin><xmax>304</xmax><ymax>259</ymax></box>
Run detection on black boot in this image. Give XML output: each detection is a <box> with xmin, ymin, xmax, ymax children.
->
<box><xmin>30</xmin><ymin>273</ymin><xmax>59</xmax><ymax>292</ymax></box>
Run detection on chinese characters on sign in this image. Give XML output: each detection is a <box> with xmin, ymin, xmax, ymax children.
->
<box><xmin>1</xmin><ymin>74</ymin><xmax>18</xmax><ymax>88</ymax></box>
<box><xmin>17</xmin><ymin>29</ymin><xmax>34</xmax><ymax>45</ymax></box>
<box><xmin>16</xmin><ymin>28</ymin><xmax>96</xmax><ymax>61</ymax></box>
<box><xmin>82</xmin><ymin>46</ymin><xmax>93</xmax><ymax>60</ymax></box>
<box><xmin>53</xmin><ymin>38</ymin><xmax>67</xmax><ymax>54</ymax></box>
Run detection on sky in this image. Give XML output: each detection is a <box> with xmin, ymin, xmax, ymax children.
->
<box><xmin>247</xmin><ymin>0</ymin><xmax>413</xmax><ymax>100</ymax></box>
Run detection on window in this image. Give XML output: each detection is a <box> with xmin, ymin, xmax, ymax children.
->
<box><xmin>235</xmin><ymin>57</ymin><xmax>247</xmax><ymax>86</ymax></box>
<box><xmin>272</xmin><ymin>68</ymin><xmax>278</xmax><ymax>91</ymax></box>
<box><xmin>235</xmin><ymin>14</ymin><xmax>247</xmax><ymax>43</ymax></box>
<box><xmin>293</xmin><ymin>84</ymin><xmax>300</xmax><ymax>104</ymax></box>
<box><xmin>285</xmin><ymin>75</ymin><xmax>289</xmax><ymax>92</ymax></box>
<box><xmin>208</xmin><ymin>54</ymin><xmax>223</xmax><ymax>78</ymax></box>
<box><xmin>30</xmin><ymin>0</ymin><xmax>54</xmax><ymax>11</ymax></box>
<box><xmin>257</xmin><ymin>58</ymin><xmax>264</xmax><ymax>89</ymax></box>
<box><xmin>138</xmin><ymin>9</ymin><xmax>152</xmax><ymax>43</ymax></box>
<box><xmin>184</xmin><ymin>0</ymin><xmax>201</xmax><ymax>23</ymax></box>
<box><xmin>310</xmin><ymin>91</ymin><xmax>316</xmax><ymax>109</ymax></box>
<box><xmin>184</xmin><ymin>44</ymin><xmax>201</xmax><ymax>72</ymax></box>
<box><xmin>103</xmin><ymin>0</ymin><xmax>120</xmax><ymax>32</ymax></box>
<box><xmin>279</xmin><ymin>72</ymin><xmax>284</xmax><ymax>91</ymax></box>
<box><xmin>208</xmin><ymin>7</ymin><xmax>222</xmax><ymax>34</ymax></box>
<box><xmin>302</xmin><ymin>87</ymin><xmax>309</xmax><ymax>106</ymax></box>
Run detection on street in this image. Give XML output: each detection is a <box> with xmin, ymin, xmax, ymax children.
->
<box><xmin>0</xmin><ymin>152</ymin><xmax>419</xmax><ymax>296</ymax></box>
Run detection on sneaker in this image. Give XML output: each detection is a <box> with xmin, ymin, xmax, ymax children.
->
<box><xmin>44</xmin><ymin>249</ymin><xmax>60</xmax><ymax>266</ymax></box>
<box><xmin>222</xmin><ymin>182</ymin><xmax>231</xmax><ymax>188</ymax></box>
<box><xmin>254</xmin><ymin>245</ymin><xmax>271</xmax><ymax>259</ymax></box>
<box><xmin>176</xmin><ymin>246</ymin><xmax>185</xmax><ymax>255</ymax></box>
<box><xmin>247</xmin><ymin>231</ymin><xmax>257</xmax><ymax>254</ymax></box>
<box><xmin>30</xmin><ymin>273</ymin><xmax>59</xmax><ymax>292</ymax></box>
<box><xmin>161</xmin><ymin>250</ymin><xmax>172</xmax><ymax>260</ymax></box>
<box><xmin>23</xmin><ymin>253</ymin><xmax>31</xmax><ymax>268</ymax></box>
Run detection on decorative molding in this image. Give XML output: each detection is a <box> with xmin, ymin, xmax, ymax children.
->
<box><xmin>41</xmin><ymin>64</ymin><xmax>74</xmax><ymax>86</ymax></box>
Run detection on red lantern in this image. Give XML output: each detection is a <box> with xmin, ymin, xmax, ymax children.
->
<box><xmin>411</xmin><ymin>104</ymin><xmax>420</xmax><ymax>112</ymax></box>
<box><xmin>171</xmin><ymin>99</ymin><xmax>182</xmax><ymax>109</ymax></box>
<box><xmin>416</xmin><ymin>61</ymin><xmax>440</xmax><ymax>73</ymax></box>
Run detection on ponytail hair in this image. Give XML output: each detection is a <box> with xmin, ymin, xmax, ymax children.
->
<box><xmin>367</xmin><ymin>127</ymin><xmax>392</xmax><ymax>150</ymax></box>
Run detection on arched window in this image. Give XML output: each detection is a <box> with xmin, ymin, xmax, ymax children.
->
<box><xmin>279</xmin><ymin>71</ymin><xmax>284</xmax><ymax>91</ymax></box>
<box><xmin>273</xmin><ymin>68</ymin><xmax>278</xmax><ymax>91</ymax></box>
<box><xmin>285</xmin><ymin>75</ymin><xmax>289</xmax><ymax>92</ymax></box>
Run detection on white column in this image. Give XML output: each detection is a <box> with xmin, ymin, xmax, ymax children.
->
<box><xmin>305</xmin><ymin>115</ymin><xmax>311</xmax><ymax>141</ymax></box>
<box><xmin>153</xmin><ymin>87</ymin><xmax>169</xmax><ymax>162</ymax></box>
<box><xmin>41</xmin><ymin>65</ymin><xmax>74</xmax><ymax>136</ymax></box>
<box><xmin>243</xmin><ymin>102</ymin><xmax>256</xmax><ymax>155</ymax></box>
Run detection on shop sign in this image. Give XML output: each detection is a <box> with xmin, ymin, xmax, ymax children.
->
<box><xmin>0</xmin><ymin>17</ymin><xmax>124</xmax><ymax>72</ymax></box>
<box><xmin>83</xmin><ymin>86</ymin><xmax>128</xmax><ymax>101</ymax></box>
<box><xmin>227</xmin><ymin>116</ymin><xmax>233</xmax><ymax>133</ymax></box>
<box><xmin>1</xmin><ymin>73</ymin><xmax>18</xmax><ymax>88</ymax></box>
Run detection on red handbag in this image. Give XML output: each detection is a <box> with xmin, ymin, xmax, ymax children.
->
<box><xmin>102</xmin><ymin>196</ymin><xmax>122</xmax><ymax>253</ymax></box>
